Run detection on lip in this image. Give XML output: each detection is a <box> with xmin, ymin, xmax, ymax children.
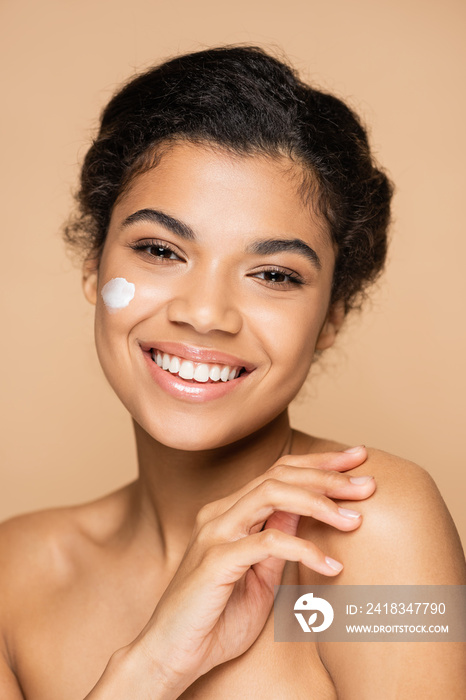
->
<box><xmin>140</xmin><ymin>346</ymin><xmax>252</xmax><ymax>403</ymax></box>
<box><xmin>138</xmin><ymin>340</ymin><xmax>256</xmax><ymax>372</ymax></box>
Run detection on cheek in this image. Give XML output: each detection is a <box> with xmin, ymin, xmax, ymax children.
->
<box><xmin>95</xmin><ymin>274</ymin><xmax>172</xmax><ymax>363</ymax></box>
<box><xmin>251</xmin><ymin>298</ymin><xmax>325</xmax><ymax>369</ymax></box>
<box><xmin>101</xmin><ymin>277</ymin><xmax>135</xmax><ymax>312</ymax></box>
<box><xmin>97</xmin><ymin>271</ymin><xmax>173</xmax><ymax>322</ymax></box>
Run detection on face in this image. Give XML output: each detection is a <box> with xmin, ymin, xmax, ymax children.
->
<box><xmin>83</xmin><ymin>141</ymin><xmax>341</xmax><ymax>450</ymax></box>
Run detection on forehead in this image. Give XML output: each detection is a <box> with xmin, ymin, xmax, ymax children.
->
<box><xmin>112</xmin><ymin>140</ymin><xmax>331</xmax><ymax>250</ymax></box>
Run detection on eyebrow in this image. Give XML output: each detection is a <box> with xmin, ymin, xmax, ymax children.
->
<box><xmin>122</xmin><ymin>208</ymin><xmax>196</xmax><ymax>240</ymax></box>
<box><xmin>121</xmin><ymin>207</ymin><xmax>322</xmax><ymax>270</ymax></box>
<box><xmin>245</xmin><ymin>238</ymin><xmax>321</xmax><ymax>270</ymax></box>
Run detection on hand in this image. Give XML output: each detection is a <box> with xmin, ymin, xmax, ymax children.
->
<box><xmin>125</xmin><ymin>447</ymin><xmax>375</xmax><ymax>695</ymax></box>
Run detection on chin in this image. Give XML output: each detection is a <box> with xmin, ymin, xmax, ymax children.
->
<box><xmin>136</xmin><ymin>415</ymin><xmax>252</xmax><ymax>452</ymax></box>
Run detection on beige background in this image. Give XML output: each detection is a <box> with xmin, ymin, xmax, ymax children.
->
<box><xmin>1</xmin><ymin>0</ymin><xmax>465</xmax><ymax>549</ymax></box>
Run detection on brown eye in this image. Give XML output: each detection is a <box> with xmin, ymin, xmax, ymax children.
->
<box><xmin>147</xmin><ymin>245</ymin><xmax>179</xmax><ymax>259</ymax></box>
<box><xmin>253</xmin><ymin>267</ymin><xmax>303</xmax><ymax>286</ymax></box>
<box><xmin>261</xmin><ymin>270</ymin><xmax>288</xmax><ymax>284</ymax></box>
<box><xmin>129</xmin><ymin>239</ymin><xmax>184</xmax><ymax>261</ymax></box>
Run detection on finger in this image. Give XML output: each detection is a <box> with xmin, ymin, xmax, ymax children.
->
<box><xmin>211</xmin><ymin>479</ymin><xmax>364</xmax><ymax>539</ymax></box>
<box><xmin>193</xmin><ymin>448</ymin><xmax>370</xmax><ymax>526</ymax></box>
<box><xmin>262</xmin><ymin>510</ymin><xmax>301</xmax><ymax>536</ymax></box>
<box><xmin>248</xmin><ymin>512</ymin><xmax>301</xmax><ymax>589</ymax></box>
<box><xmin>233</xmin><ymin>447</ymin><xmax>369</xmax><ymax>502</ymax></box>
<box><xmin>204</xmin><ymin>528</ymin><xmax>343</xmax><ymax>584</ymax></box>
<box><xmin>262</xmin><ymin>464</ymin><xmax>375</xmax><ymax>500</ymax></box>
<box><xmin>277</xmin><ymin>446</ymin><xmax>368</xmax><ymax>472</ymax></box>
<box><xmin>230</xmin><ymin>446</ymin><xmax>368</xmax><ymax>499</ymax></box>
<box><xmin>202</xmin><ymin>465</ymin><xmax>374</xmax><ymax>535</ymax></box>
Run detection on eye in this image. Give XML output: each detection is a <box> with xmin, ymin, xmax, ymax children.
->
<box><xmin>129</xmin><ymin>239</ymin><xmax>184</xmax><ymax>261</ymax></box>
<box><xmin>252</xmin><ymin>267</ymin><xmax>304</xmax><ymax>287</ymax></box>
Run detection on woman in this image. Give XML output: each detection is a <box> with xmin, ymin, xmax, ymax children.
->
<box><xmin>0</xmin><ymin>46</ymin><xmax>464</xmax><ymax>699</ymax></box>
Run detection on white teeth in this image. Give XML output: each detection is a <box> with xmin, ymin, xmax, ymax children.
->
<box><xmin>209</xmin><ymin>365</ymin><xmax>221</xmax><ymax>382</ymax></box>
<box><xmin>193</xmin><ymin>364</ymin><xmax>210</xmax><ymax>382</ymax></box>
<box><xmin>151</xmin><ymin>349</ymin><xmax>244</xmax><ymax>384</ymax></box>
<box><xmin>178</xmin><ymin>360</ymin><xmax>195</xmax><ymax>380</ymax></box>
<box><xmin>169</xmin><ymin>356</ymin><xmax>180</xmax><ymax>374</ymax></box>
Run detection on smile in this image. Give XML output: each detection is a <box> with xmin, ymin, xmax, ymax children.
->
<box><xmin>150</xmin><ymin>349</ymin><xmax>243</xmax><ymax>384</ymax></box>
<box><xmin>139</xmin><ymin>341</ymin><xmax>254</xmax><ymax>402</ymax></box>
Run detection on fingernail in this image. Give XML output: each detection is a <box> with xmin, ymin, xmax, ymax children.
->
<box><xmin>349</xmin><ymin>475</ymin><xmax>374</xmax><ymax>485</ymax></box>
<box><xmin>325</xmin><ymin>556</ymin><xmax>343</xmax><ymax>572</ymax></box>
<box><xmin>344</xmin><ymin>445</ymin><xmax>365</xmax><ymax>454</ymax></box>
<box><xmin>338</xmin><ymin>507</ymin><xmax>361</xmax><ymax>519</ymax></box>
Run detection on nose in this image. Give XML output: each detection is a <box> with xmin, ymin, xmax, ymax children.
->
<box><xmin>166</xmin><ymin>272</ymin><xmax>243</xmax><ymax>335</ymax></box>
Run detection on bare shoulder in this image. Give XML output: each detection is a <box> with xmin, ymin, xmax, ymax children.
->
<box><xmin>0</xmin><ymin>485</ymin><xmax>133</xmax><ymax>617</ymax></box>
<box><xmin>0</xmin><ymin>488</ymin><xmax>135</xmax><ymax>694</ymax></box>
<box><xmin>0</xmin><ymin>508</ymin><xmax>80</xmax><ymax>594</ymax></box>
<box><xmin>297</xmin><ymin>441</ymin><xmax>466</xmax><ymax>585</ymax></box>
<box><xmin>296</xmin><ymin>441</ymin><xmax>466</xmax><ymax>697</ymax></box>
<box><xmin>0</xmin><ymin>507</ymin><xmax>81</xmax><ymax>681</ymax></box>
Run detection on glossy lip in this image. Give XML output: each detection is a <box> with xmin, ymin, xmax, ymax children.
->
<box><xmin>140</xmin><ymin>346</ymin><xmax>252</xmax><ymax>403</ymax></box>
<box><xmin>138</xmin><ymin>340</ymin><xmax>257</xmax><ymax>372</ymax></box>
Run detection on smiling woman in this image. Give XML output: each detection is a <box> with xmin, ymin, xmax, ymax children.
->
<box><xmin>84</xmin><ymin>143</ymin><xmax>340</xmax><ymax>449</ymax></box>
<box><xmin>0</xmin><ymin>46</ymin><xmax>464</xmax><ymax>700</ymax></box>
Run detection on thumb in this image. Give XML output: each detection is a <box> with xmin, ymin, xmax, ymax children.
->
<box><xmin>252</xmin><ymin>512</ymin><xmax>301</xmax><ymax>591</ymax></box>
<box><xmin>263</xmin><ymin>511</ymin><xmax>301</xmax><ymax>536</ymax></box>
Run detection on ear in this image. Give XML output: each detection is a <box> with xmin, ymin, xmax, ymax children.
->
<box><xmin>82</xmin><ymin>256</ymin><xmax>99</xmax><ymax>306</ymax></box>
<box><xmin>315</xmin><ymin>301</ymin><xmax>346</xmax><ymax>351</ymax></box>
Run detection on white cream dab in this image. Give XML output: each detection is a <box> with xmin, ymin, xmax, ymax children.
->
<box><xmin>101</xmin><ymin>277</ymin><xmax>135</xmax><ymax>312</ymax></box>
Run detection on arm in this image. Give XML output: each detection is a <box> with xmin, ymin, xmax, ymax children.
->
<box><xmin>310</xmin><ymin>451</ymin><xmax>466</xmax><ymax>699</ymax></box>
<box><xmin>82</xmin><ymin>448</ymin><xmax>375</xmax><ymax>699</ymax></box>
<box><xmin>0</xmin><ymin>655</ymin><xmax>24</xmax><ymax>700</ymax></box>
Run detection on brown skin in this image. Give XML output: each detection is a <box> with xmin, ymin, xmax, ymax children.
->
<box><xmin>0</xmin><ymin>143</ymin><xmax>464</xmax><ymax>699</ymax></box>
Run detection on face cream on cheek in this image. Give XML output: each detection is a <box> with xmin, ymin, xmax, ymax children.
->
<box><xmin>101</xmin><ymin>277</ymin><xmax>135</xmax><ymax>312</ymax></box>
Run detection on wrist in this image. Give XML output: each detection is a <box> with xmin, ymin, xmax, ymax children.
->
<box><xmin>109</xmin><ymin>640</ymin><xmax>194</xmax><ymax>699</ymax></box>
<box><xmin>84</xmin><ymin>642</ymin><xmax>187</xmax><ymax>700</ymax></box>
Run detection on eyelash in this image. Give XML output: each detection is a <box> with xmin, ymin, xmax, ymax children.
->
<box><xmin>129</xmin><ymin>239</ymin><xmax>304</xmax><ymax>287</ymax></box>
<box><xmin>129</xmin><ymin>239</ymin><xmax>184</xmax><ymax>261</ymax></box>
<box><xmin>252</xmin><ymin>267</ymin><xmax>304</xmax><ymax>286</ymax></box>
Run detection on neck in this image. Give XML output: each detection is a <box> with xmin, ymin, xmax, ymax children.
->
<box><xmin>131</xmin><ymin>410</ymin><xmax>293</xmax><ymax>568</ymax></box>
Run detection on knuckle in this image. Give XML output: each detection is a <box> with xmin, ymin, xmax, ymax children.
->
<box><xmin>267</xmin><ymin>464</ymin><xmax>288</xmax><ymax>480</ymax></box>
<box><xmin>302</xmin><ymin>540</ymin><xmax>320</xmax><ymax>560</ymax></box>
<box><xmin>323</xmin><ymin>470</ymin><xmax>344</xmax><ymax>489</ymax></box>
<box><xmin>201</xmin><ymin>542</ymin><xmax>224</xmax><ymax>567</ymax></box>
<box><xmin>305</xmin><ymin>491</ymin><xmax>326</xmax><ymax>512</ymax></box>
<box><xmin>260</xmin><ymin>528</ymin><xmax>281</xmax><ymax>547</ymax></box>
<box><xmin>194</xmin><ymin>518</ymin><xmax>216</xmax><ymax>546</ymax></box>
<box><xmin>259</xmin><ymin>478</ymin><xmax>281</xmax><ymax>500</ymax></box>
<box><xmin>273</xmin><ymin>455</ymin><xmax>291</xmax><ymax>467</ymax></box>
<box><xmin>195</xmin><ymin>502</ymin><xmax>216</xmax><ymax>526</ymax></box>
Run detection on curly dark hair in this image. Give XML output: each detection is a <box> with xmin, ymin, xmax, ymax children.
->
<box><xmin>64</xmin><ymin>45</ymin><xmax>393</xmax><ymax>313</ymax></box>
